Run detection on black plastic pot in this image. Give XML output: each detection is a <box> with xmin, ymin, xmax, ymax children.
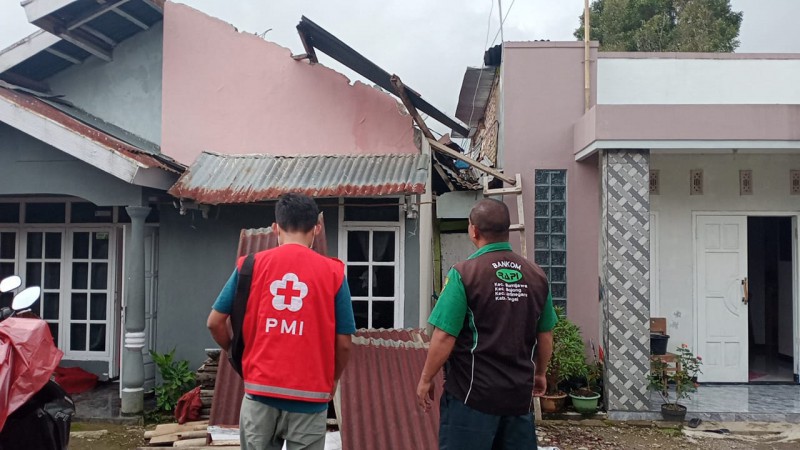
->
<box><xmin>650</xmin><ymin>333</ymin><xmax>669</xmax><ymax>355</ymax></box>
<box><xmin>660</xmin><ymin>403</ymin><xmax>687</xmax><ymax>422</ymax></box>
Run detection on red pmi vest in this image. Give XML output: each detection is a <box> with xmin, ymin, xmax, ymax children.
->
<box><xmin>238</xmin><ymin>244</ymin><xmax>344</xmax><ymax>403</ymax></box>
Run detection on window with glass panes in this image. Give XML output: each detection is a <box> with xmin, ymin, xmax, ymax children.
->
<box><xmin>534</xmin><ymin>170</ymin><xmax>567</xmax><ymax>309</ymax></box>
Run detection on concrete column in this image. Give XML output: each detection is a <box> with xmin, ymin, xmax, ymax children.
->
<box><xmin>121</xmin><ymin>205</ymin><xmax>151</xmax><ymax>415</ymax></box>
<box><xmin>599</xmin><ymin>150</ymin><xmax>651</xmax><ymax>414</ymax></box>
<box><xmin>418</xmin><ymin>139</ymin><xmax>434</xmax><ymax>329</ymax></box>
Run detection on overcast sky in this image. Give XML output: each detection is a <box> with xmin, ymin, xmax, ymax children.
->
<box><xmin>1</xmin><ymin>0</ymin><xmax>797</xmax><ymax>132</ymax></box>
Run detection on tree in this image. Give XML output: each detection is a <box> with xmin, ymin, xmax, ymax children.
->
<box><xmin>574</xmin><ymin>0</ymin><xmax>743</xmax><ymax>52</ymax></box>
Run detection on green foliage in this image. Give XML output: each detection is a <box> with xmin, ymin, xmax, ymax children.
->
<box><xmin>151</xmin><ymin>348</ymin><xmax>196</xmax><ymax>413</ymax></box>
<box><xmin>575</xmin><ymin>0</ymin><xmax>743</xmax><ymax>52</ymax></box>
<box><xmin>647</xmin><ymin>344</ymin><xmax>703</xmax><ymax>407</ymax></box>
<box><xmin>546</xmin><ymin>307</ymin><xmax>587</xmax><ymax>395</ymax></box>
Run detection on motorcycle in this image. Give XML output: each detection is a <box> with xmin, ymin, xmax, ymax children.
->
<box><xmin>0</xmin><ymin>275</ymin><xmax>75</xmax><ymax>450</ymax></box>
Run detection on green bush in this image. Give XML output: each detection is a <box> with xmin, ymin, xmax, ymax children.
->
<box><xmin>151</xmin><ymin>348</ymin><xmax>196</xmax><ymax>412</ymax></box>
<box><xmin>546</xmin><ymin>307</ymin><xmax>587</xmax><ymax>395</ymax></box>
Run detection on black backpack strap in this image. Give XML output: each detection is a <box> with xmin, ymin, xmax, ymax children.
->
<box><xmin>228</xmin><ymin>253</ymin><xmax>255</xmax><ymax>377</ymax></box>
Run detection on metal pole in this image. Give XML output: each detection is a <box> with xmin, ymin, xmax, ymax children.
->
<box><xmin>584</xmin><ymin>0</ymin><xmax>592</xmax><ymax>112</ymax></box>
<box><xmin>497</xmin><ymin>0</ymin><xmax>505</xmax><ymax>45</ymax></box>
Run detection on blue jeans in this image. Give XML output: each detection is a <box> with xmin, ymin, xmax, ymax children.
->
<box><xmin>439</xmin><ymin>392</ymin><xmax>538</xmax><ymax>450</ymax></box>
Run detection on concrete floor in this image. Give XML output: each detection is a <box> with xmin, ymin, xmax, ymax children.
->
<box><xmin>72</xmin><ymin>381</ymin><xmax>154</xmax><ymax>423</ymax></box>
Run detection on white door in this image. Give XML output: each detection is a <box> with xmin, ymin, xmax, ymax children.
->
<box><xmin>696</xmin><ymin>215</ymin><xmax>749</xmax><ymax>382</ymax></box>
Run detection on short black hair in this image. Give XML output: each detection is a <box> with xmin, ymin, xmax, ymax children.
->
<box><xmin>275</xmin><ymin>193</ymin><xmax>319</xmax><ymax>233</ymax></box>
<box><xmin>469</xmin><ymin>198</ymin><xmax>510</xmax><ymax>242</ymax></box>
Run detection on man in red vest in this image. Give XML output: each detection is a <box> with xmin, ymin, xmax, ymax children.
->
<box><xmin>417</xmin><ymin>198</ymin><xmax>556</xmax><ymax>449</ymax></box>
<box><xmin>207</xmin><ymin>193</ymin><xmax>356</xmax><ymax>450</ymax></box>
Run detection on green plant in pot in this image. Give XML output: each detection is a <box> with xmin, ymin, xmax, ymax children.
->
<box><xmin>541</xmin><ymin>307</ymin><xmax>586</xmax><ymax>413</ymax></box>
<box><xmin>647</xmin><ymin>344</ymin><xmax>703</xmax><ymax>422</ymax></box>
<box><xmin>569</xmin><ymin>342</ymin><xmax>603</xmax><ymax>415</ymax></box>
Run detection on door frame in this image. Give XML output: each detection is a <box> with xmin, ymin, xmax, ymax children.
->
<box><xmin>692</xmin><ymin>211</ymin><xmax>800</xmax><ymax>383</ymax></box>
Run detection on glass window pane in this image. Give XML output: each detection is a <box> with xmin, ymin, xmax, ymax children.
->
<box><xmin>0</xmin><ymin>262</ymin><xmax>15</xmax><ymax>279</ymax></box>
<box><xmin>44</xmin><ymin>263</ymin><xmax>60</xmax><ymax>289</ymax></box>
<box><xmin>71</xmin><ymin>293</ymin><xmax>87</xmax><ymax>320</ymax></box>
<box><xmin>48</xmin><ymin>323</ymin><xmax>59</xmax><ymax>346</ymax></box>
<box><xmin>27</xmin><ymin>233</ymin><xmax>43</xmax><ymax>259</ymax></box>
<box><xmin>551</xmin><ymin>186</ymin><xmax>566</xmax><ymax>201</ymax></box>
<box><xmin>552</xmin><ymin>251</ymin><xmax>567</xmax><ymax>266</ymax></box>
<box><xmin>25</xmin><ymin>203</ymin><xmax>66</xmax><ymax>224</ymax></box>
<box><xmin>552</xmin><ymin>202</ymin><xmax>566</xmax><ymax>218</ymax></box>
<box><xmin>534</xmin><ymin>202</ymin><xmax>549</xmax><ymax>217</ymax></box>
<box><xmin>534</xmin><ymin>252</ymin><xmax>549</xmax><ymax>266</ymax></box>
<box><xmin>71</xmin><ymin>203</ymin><xmax>113</xmax><ymax>223</ymax></box>
<box><xmin>551</xmin><ymin>267</ymin><xmax>566</xmax><ymax>283</ymax></box>
<box><xmin>72</xmin><ymin>263</ymin><xmax>88</xmax><ymax>289</ymax></box>
<box><xmin>90</xmin><ymin>293</ymin><xmax>106</xmax><ymax>320</ymax></box>
<box><xmin>89</xmin><ymin>324</ymin><xmax>106</xmax><ymax>352</ymax></box>
<box><xmin>535</xmin><ymin>171</ymin><xmax>550</xmax><ymax>184</ymax></box>
<box><xmin>347</xmin><ymin>231</ymin><xmax>369</xmax><ymax>262</ymax></box>
<box><xmin>346</xmin><ymin>266</ymin><xmax>368</xmax><ymax>297</ymax></box>
<box><xmin>352</xmin><ymin>301</ymin><xmax>368</xmax><ymax>329</ymax></box>
<box><xmin>551</xmin><ymin>218</ymin><xmax>566</xmax><ymax>234</ymax></box>
<box><xmin>372</xmin><ymin>301</ymin><xmax>394</xmax><ymax>329</ymax></box>
<box><xmin>534</xmin><ymin>235</ymin><xmax>549</xmax><ymax>250</ymax></box>
<box><xmin>552</xmin><ymin>235</ymin><xmax>566</xmax><ymax>250</ymax></box>
<box><xmin>43</xmin><ymin>292</ymin><xmax>59</xmax><ymax>320</ymax></box>
<box><xmin>0</xmin><ymin>203</ymin><xmax>19</xmax><ymax>223</ymax></box>
<box><xmin>373</xmin><ymin>266</ymin><xmax>395</xmax><ymax>297</ymax></box>
<box><xmin>552</xmin><ymin>283</ymin><xmax>566</xmax><ymax>300</ymax></box>
<box><xmin>551</xmin><ymin>171</ymin><xmax>566</xmax><ymax>186</ymax></box>
<box><xmin>45</xmin><ymin>233</ymin><xmax>61</xmax><ymax>259</ymax></box>
<box><xmin>70</xmin><ymin>323</ymin><xmax>86</xmax><ymax>351</ymax></box>
<box><xmin>73</xmin><ymin>233</ymin><xmax>90</xmax><ymax>259</ymax></box>
<box><xmin>31</xmin><ymin>299</ymin><xmax>40</xmax><ymax>316</ymax></box>
<box><xmin>92</xmin><ymin>233</ymin><xmax>110</xmax><ymax>259</ymax></box>
<box><xmin>372</xmin><ymin>232</ymin><xmax>395</xmax><ymax>262</ymax></box>
<box><xmin>0</xmin><ymin>232</ymin><xmax>15</xmax><ymax>259</ymax></box>
<box><xmin>343</xmin><ymin>199</ymin><xmax>399</xmax><ymax>222</ymax></box>
<box><xmin>535</xmin><ymin>186</ymin><xmax>550</xmax><ymax>201</ymax></box>
<box><xmin>91</xmin><ymin>263</ymin><xmax>108</xmax><ymax>289</ymax></box>
<box><xmin>26</xmin><ymin>262</ymin><xmax>41</xmax><ymax>285</ymax></box>
<box><xmin>534</xmin><ymin>219</ymin><xmax>549</xmax><ymax>233</ymax></box>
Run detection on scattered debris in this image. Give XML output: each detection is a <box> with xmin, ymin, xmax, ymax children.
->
<box><xmin>195</xmin><ymin>349</ymin><xmax>221</xmax><ymax>421</ymax></box>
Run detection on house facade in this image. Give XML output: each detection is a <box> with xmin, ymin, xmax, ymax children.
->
<box><xmin>1</xmin><ymin>0</ymin><xmax>443</xmax><ymax>414</ymax></box>
<box><xmin>454</xmin><ymin>42</ymin><xmax>800</xmax><ymax>417</ymax></box>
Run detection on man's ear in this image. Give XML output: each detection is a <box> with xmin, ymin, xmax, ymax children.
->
<box><xmin>271</xmin><ymin>222</ymin><xmax>279</xmax><ymax>234</ymax></box>
<box><xmin>313</xmin><ymin>223</ymin><xmax>322</xmax><ymax>236</ymax></box>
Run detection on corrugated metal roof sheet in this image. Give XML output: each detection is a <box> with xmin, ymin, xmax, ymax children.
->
<box><xmin>170</xmin><ymin>152</ymin><xmax>428</xmax><ymax>205</ymax></box>
<box><xmin>0</xmin><ymin>85</ymin><xmax>182</xmax><ymax>173</ymax></box>
<box><xmin>455</xmin><ymin>67</ymin><xmax>496</xmax><ymax>133</ymax></box>
<box><xmin>209</xmin><ymin>225</ymin><xmax>330</xmax><ymax>428</ymax></box>
<box><xmin>339</xmin><ymin>329</ymin><xmax>442</xmax><ymax>450</ymax></box>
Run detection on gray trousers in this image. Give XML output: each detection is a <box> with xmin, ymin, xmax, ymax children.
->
<box><xmin>239</xmin><ymin>396</ymin><xmax>327</xmax><ymax>450</ymax></box>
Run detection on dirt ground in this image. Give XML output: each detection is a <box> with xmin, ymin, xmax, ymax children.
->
<box><xmin>69</xmin><ymin>421</ymin><xmax>800</xmax><ymax>450</ymax></box>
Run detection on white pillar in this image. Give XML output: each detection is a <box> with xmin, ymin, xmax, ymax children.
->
<box><xmin>418</xmin><ymin>140</ymin><xmax>434</xmax><ymax>329</ymax></box>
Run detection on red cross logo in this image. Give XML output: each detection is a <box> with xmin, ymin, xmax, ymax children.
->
<box><xmin>270</xmin><ymin>273</ymin><xmax>307</xmax><ymax>312</ymax></box>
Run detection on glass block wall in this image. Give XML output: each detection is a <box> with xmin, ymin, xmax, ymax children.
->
<box><xmin>533</xmin><ymin>170</ymin><xmax>567</xmax><ymax>309</ymax></box>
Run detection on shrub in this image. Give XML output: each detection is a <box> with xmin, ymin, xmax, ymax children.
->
<box><xmin>546</xmin><ymin>307</ymin><xmax>587</xmax><ymax>395</ymax></box>
<box><xmin>151</xmin><ymin>348</ymin><xmax>196</xmax><ymax>412</ymax></box>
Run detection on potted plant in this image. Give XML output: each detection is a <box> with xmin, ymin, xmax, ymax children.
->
<box><xmin>541</xmin><ymin>307</ymin><xmax>586</xmax><ymax>413</ymax></box>
<box><xmin>647</xmin><ymin>344</ymin><xmax>703</xmax><ymax>422</ymax></box>
<box><xmin>569</xmin><ymin>341</ymin><xmax>603</xmax><ymax>414</ymax></box>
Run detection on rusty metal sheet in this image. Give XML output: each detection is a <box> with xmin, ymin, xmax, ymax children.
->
<box><xmin>209</xmin><ymin>222</ymin><xmax>329</xmax><ymax>427</ymax></box>
<box><xmin>169</xmin><ymin>152</ymin><xmax>428</xmax><ymax>205</ymax></box>
<box><xmin>0</xmin><ymin>86</ymin><xmax>182</xmax><ymax>173</ymax></box>
<box><xmin>339</xmin><ymin>331</ymin><xmax>442</xmax><ymax>450</ymax></box>
<box><xmin>354</xmin><ymin>328</ymin><xmax>430</xmax><ymax>344</ymax></box>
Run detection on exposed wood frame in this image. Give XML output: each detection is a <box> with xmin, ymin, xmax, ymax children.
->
<box><xmin>140</xmin><ymin>0</ymin><xmax>164</xmax><ymax>13</ymax></box>
<box><xmin>0</xmin><ymin>31</ymin><xmax>61</xmax><ymax>74</ymax></box>
<box><xmin>0</xmin><ymin>73</ymin><xmax>52</xmax><ymax>94</ymax></box>
<box><xmin>66</xmin><ymin>0</ymin><xmax>131</xmax><ymax>31</ymax></box>
<box><xmin>112</xmin><ymin>8</ymin><xmax>149</xmax><ymax>30</ymax></box>
<box><xmin>296</xmin><ymin>30</ymin><xmax>318</xmax><ymax>64</ymax></box>
<box><xmin>432</xmin><ymin>161</ymin><xmax>456</xmax><ymax>192</ymax></box>
<box><xmin>51</xmin><ymin>25</ymin><xmax>113</xmax><ymax>62</ymax></box>
<box><xmin>390</xmin><ymin>75</ymin><xmax>435</xmax><ymax>140</ymax></box>
<box><xmin>428</xmin><ymin>138</ymin><xmax>516</xmax><ymax>185</ymax></box>
<box><xmin>45</xmin><ymin>47</ymin><xmax>81</xmax><ymax>64</ymax></box>
<box><xmin>81</xmin><ymin>24</ymin><xmax>118</xmax><ymax>46</ymax></box>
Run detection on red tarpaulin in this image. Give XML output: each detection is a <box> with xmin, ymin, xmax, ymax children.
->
<box><xmin>0</xmin><ymin>318</ymin><xmax>63</xmax><ymax>430</ymax></box>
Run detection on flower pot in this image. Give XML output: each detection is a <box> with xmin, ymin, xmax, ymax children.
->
<box><xmin>660</xmin><ymin>403</ymin><xmax>687</xmax><ymax>422</ymax></box>
<box><xmin>569</xmin><ymin>391</ymin><xmax>601</xmax><ymax>414</ymax></box>
<box><xmin>540</xmin><ymin>392</ymin><xmax>568</xmax><ymax>413</ymax></box>
<box><xmin>650</xmin><ymin>333</ymin><xmax>669</xmax><ymax>355</ymax></box>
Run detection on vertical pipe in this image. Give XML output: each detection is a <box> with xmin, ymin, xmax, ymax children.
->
<box><xmin>584</xmin><ymin>0</ymin><xmax>592</xmax><ymax>112</ymax></box>
<box><xmin>418</xmin><ymin>139</ymin><xmax>434</xmax><ymax>329</ymax></box>
<box><xmin>497</xmin><ymin>0</ymin><xmax>505</xmax><ymax>45</ymax></box>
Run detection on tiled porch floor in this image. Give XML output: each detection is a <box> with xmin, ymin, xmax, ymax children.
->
<box><xmin>71</xmin><ymin>381</ymin><xmax>153</xmax><ymax>424</ymax></box>
<box><xmin>610</xmin><ymin>385</ymin><xmax>800</xmax><ymax>422</ymax></box>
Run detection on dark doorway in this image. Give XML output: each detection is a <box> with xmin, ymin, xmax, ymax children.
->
<box><xmin>747</xmin><ymin>217</ymin><xmax>794</xmax><ymax>383</ymax></box>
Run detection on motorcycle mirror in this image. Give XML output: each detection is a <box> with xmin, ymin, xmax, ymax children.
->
<box><xmin>0</xmin><ymin>275</ymin><xmax>21</xmax><ymax>293</ymax></box>
<box><xmin>11</xmin><ymin>286</ymin><xmax>40</xmax><ymax>311</ymax></box>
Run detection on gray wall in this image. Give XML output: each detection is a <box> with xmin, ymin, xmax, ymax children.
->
<box><xmin>0</xmin><ymin>123</ymin><xmax>143</xmax><ymax>205</ymax></box>
<box><xmin>155</xmin><ymin>202</ymin><xmax>339</xmax><ymax>370</ymax></box>
<box><xmin>403</xmin><ymin>217</ymin><xmax>421</xmax><ymax>327</ymax></box>
<box><xmin>47</xmin><ymin>23</ymin><xmax>163</xmax><ymax>145</ymax></box>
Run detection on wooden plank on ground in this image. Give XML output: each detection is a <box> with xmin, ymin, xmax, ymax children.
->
<box><xmin>173</xmin><ymin>437</ymin><xmax>207</xmax><ymax>447</ymax></box>
<box><xmin>138</xmin><ymin>447</ymin><xmax>238</xmax><ymax>450</ymax></box>
<box><xmin>176</xmin><ymin>430</ymin><xmax>207</xmax><ymax>440</ymax></box>
<box><xmin>144</xmin><ymin>422</ymin><xmax>208</xmax><ymax>439</ymax></box>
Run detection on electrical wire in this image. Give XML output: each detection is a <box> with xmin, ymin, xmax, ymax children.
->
<box><xmin>460</xmin><ymin>0</ymin><xmax>496</xmax><ymax>149</ymax></box>
<box><xmin>490</xmin><ymin>0</ymin><xmax>517</xmax><ymax>46</ymax></box>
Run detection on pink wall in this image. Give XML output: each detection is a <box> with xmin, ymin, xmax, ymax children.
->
<box><xmin>161</xmin><ymin>3</ymin><xmax>418</xmax><ymax>165</ymax></box>
<box><xmin>502</xmin><ymin>42</ymin><xmax>601</xmax><ymax>344</ymax></box>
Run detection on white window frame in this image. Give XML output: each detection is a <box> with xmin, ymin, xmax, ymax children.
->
<box><xmin>338</xmin><ymin>199</ymin><xmax>405</xmax><ymax>329</ymax></box>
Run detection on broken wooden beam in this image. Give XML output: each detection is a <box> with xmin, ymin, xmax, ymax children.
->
<box><xmin>427</xmin><ymin>138</ymin><xmax>516</xmax><ymax>185</ymax></box>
